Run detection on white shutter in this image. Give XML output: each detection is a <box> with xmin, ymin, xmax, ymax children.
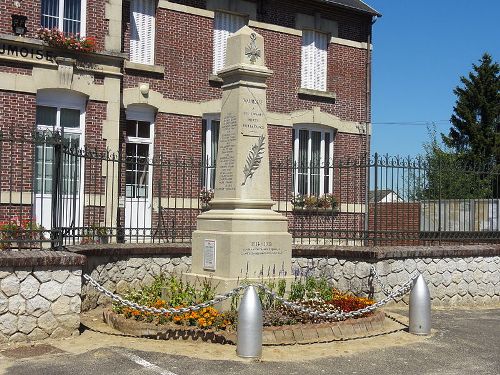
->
<box><xmin>301</xmin><ymin>30</ymin><xmax>315</xmax><ymax>89</ymax></box>
<box><xmin>213</xmin><ymin>12</ymin><xmax>245</xmax><ymax>73</ymax></box>
<box><xmin>301</xmin><ymin>30</ymin><xmax>328</xmax><ymax>91</ymax></box>
<box><xmin>314</xmin><ymin>32</ymin><xmax>328</xmax><ymax>91</ymax></box>
<box><xmin>130</xmin><ymin>0</ymin><xmax>155</xmax><ymax>65</ymax></box>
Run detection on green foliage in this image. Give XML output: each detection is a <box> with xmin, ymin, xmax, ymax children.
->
<box><xmin>442</xmin><ymin>53</ymin><xmax>500</xmax><ymax>166</ymax></box>
<box><xmin>417</xmin><ymin>128</ymin><xmax>496</xmax><ymax>199</ymax></box>
<box><xmin>114</xmin><ymin>273</ymin><xmax>218</xmax><ymax>310</ymax></box>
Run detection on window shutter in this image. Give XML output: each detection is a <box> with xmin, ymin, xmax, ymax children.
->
<box><xmin>314</xmin><ymin>32</ymin><xmax>328</xmax><ymax>91</ymax></box>
<box><xmin>301</xmin><ymin>31</ymin><xmax>315</xmax><ymax>90</ymax></box>
<box><xmin>130</xmin><ymin>0</ymin><xmax>155</xmax><ymax>65</ymax></box>
<box><xmin>213</xmin><ymin>12</ymin><xmax>245</xmax><ymax>73</ymax></box>
<box><xmin>301</xmin><ymin>31</ymin><xmax>328</xmax><ymax>91</ymax></box>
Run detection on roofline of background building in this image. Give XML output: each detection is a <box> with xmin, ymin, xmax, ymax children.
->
<box><xmin>314</xmin><ymin>0</ymin><xmax>382</xmax><ymax>17</ymax></box>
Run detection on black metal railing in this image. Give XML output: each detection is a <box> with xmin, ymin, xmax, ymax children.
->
<box><xmin>1</xmin><ymin>132</ymin><xmax>499</xmax><ymax>249</ymax></box>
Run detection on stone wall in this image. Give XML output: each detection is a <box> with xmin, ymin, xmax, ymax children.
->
<box><xmin>76</xmin><ymin>244</ymin><xmax>500</xmax><ymax>310</ymax></box>
<box><xmin>292</xmin><ymin>245</ymin><xmax>500</xmax><ymax>306</ymax></box>
<box><xmin>79</xmin><ymin>245</ymin><xmax>192</xmax><ymax>311</ymax></box>
<box><xmin>0</xmin><ymin>251</ymin><xmax>86</xmax><ymax>343</ymax></box>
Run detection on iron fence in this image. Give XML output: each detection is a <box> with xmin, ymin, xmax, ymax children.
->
<box><xmin>0</xmin><ymin>132</ymin><xmax>499</xmax><ymax>249</ymax></box>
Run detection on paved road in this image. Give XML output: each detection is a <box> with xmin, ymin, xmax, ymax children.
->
<box><xmin>1</xmin><ymin>308</ymin><xmax>499</xmax><ymax>375</ymax></box>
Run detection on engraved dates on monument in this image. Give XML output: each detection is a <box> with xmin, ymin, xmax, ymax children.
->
<box><xmin>241</xmin><ymin>240</ymin><xmax>283</xmax><ymax>256</ymax></box>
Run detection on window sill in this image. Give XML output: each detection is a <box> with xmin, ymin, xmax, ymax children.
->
<box><xmin>124</xmin><ymin>60</ymin><xmax>164</xmax><ymax>75</ymax></box>
<box><xmin>298</xmin><ymin>88</ymin><xmax>336</xmax><ymax>102</ymax></box>
<box><xmin>208</xmin><ymin>74</ymin><xmax>223</xmax><ymax>86</ymax></box>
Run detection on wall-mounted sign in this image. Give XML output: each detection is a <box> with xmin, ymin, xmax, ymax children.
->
<box><xmin>203</xmin><ymin>239</ymin><xmax>216</xmax><ymax>271</ymax></box>
<box><xmin>0</xmin><ymin>43</ymin><xmax>56</xmax><ymax>62</ymax></box>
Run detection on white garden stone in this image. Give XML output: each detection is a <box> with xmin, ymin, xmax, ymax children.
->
<box><xmin>9</xmin><ymin>332</ymin><xmax>27</xmax><ymax>342</ymax></box>
<box><xmin>0</xmin><ymin>268</ymin><xmax>14</xmax><ymax>279</ymax></box>
<box><xmin>57</xmin><ymin>314</ymin><xmax>80</xmax><ymax>330</ymax></box>
<box><xmin>26</xmin><ymin>295</ymin><xmax>51</xmax><ymax>317</ymax></box>
<box><xmin>61</xmin><ymin>274</ymin><xmax>81</xmax><ymax>297</ymax></box>
<box><xmin>1</xmin><ymin>274</ymin><xmax>20</xmax><ymax>297</ymax></box>
<box><xmin>28</xmin><ymin>327</ymin><xmax>49</xmax><ymax>341</ymax></box>
<box><xmin>70</xmin><ymin>296</ymin><xmax>81</xmax><ymax>314</ymax></box>
<box><xmin>51</xmin><ymin>296</ymin><xmax>72</xmax><ymax>315</ymax></box>
<box><xmin>39</xmin><ymin>280</ymin><xmax>62</xmax><ymax>301</ymax></box>
<box><xmin>0</xmin><ymin>313</ymin><xmax>18</xmax><ymax>335</ymax></box>
<box><xmin>50</xmin><ymin>327</ymin><xmax>72</xmax><ymax>339</ymax></box>
<box><xmin>33</xmin><ymin>269</ymin><xmax>52</xmax><ymax>283</ymax></box>
<box><xmin>20</xmin><ymin>275</ymin><xmax>40</xmax><ymax>299</ymax></box>
<box><xmin>18</xmin><ymin>315</ymin><xmax>37</xmax><ymax>334</ymax></box>
<box><xmin>8</xmin><ymin>295</ymin><xmax>25</xmax><ymax>314</ymax></box>
<box><xmin>38</xmin><ymin>311</ymin><xmax>59</xmax><ymax>333</ymax></box>
<box><xmin>15</xmin><ymin>270</ymin><xmax>30</xmax><ymax>282</ymax></box>
<box><xmin>52</xmin><ymin>270</ymin><xmax>70</xmax><ymax>283</ymax></box>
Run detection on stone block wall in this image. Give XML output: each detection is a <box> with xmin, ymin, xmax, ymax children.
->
<box><xmin>79</xmin><ymin>245</ymin><xmax>192</xmax><ymax>311</ymax></box>
<box><xmin>0</xmin><ymin>251</ymin><xmax>86</xmax><ymax>343</ymax></box>
<box><xmin>293</xmin><ymin>245</ymin><xmax>500</xmax><ymax>306</ymax></box>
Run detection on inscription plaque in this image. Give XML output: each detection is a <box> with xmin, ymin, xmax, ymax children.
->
<box><xmin>203</xmin><ymin>239</ymin><xmax>216</xmax><ymax>271</ymax></box>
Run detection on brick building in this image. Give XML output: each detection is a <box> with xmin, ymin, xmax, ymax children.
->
<box><xmin>0</xmin><ymin>0</ymin><xmax>380</xmax><ymax>244</ymax></box>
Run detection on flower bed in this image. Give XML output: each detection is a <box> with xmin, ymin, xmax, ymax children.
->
<box><xmin>108</xmin><ymin>274</ymin><xmax>378</xmax><ymax>342</ymax></box>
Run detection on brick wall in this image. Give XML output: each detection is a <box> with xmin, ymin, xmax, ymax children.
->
<box><xmin>0</xmin><ymin>0</ymin><xmax>107</xmax><ymax>51</ymax></box>
<box><xmin>368</xmin><ymin>203</ymin><xmax>421</xmax><ymax>245</ymax></box>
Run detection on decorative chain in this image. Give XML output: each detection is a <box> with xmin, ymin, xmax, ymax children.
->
<box><xmin>255</xmin><ymin>274</ymin><xmax>416</xmax><ymax>320</ymax></box>
<box><xmin>83</xmin><ymin>274</ymin><xmax>245</xmax><ymax>315</ymax></box>
<box><xmin>370</xmin><ymin>265</ymin><xmax>415</xmax><ymax>305</ymax></box>
<box><xmin>84</xmin><ymin>271</ymin><xmax>418</xmax><ymax>320</ymax></box>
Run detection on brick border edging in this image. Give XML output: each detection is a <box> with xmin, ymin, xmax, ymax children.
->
<box><xmin>102</xmin><ymin>309</ymin><xmax>387</xmax><ymax>345</ymax></box>
<box><xmin>0</xmin><ymin>250</ymin><xmax>86</xmax><ymax>267</ymax></box>
<box><xmin>66</xmin><ymin>243</ymin><xmax>500</xmax><ymax>261</ymax></box>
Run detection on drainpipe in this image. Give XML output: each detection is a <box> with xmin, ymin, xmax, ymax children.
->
<box><xmin>364</xmin><ymin>16</ymin><xmax>376</xmax><ymax>243</ymax></box>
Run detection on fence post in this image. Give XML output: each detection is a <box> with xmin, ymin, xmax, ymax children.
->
<box><xmin>409</xmin><ymin>274</ymin><xmax>431</xmax><ymax>335</ymax></box>
<box><xmin>373</xmin><ymin>152</ymin><xmax>379</xmax><ymax>245</ymax></box>
<box><xmin>236</xmin><ymin>286</ymin><xmax>263</xmax><ymax>358</ymax></box>
<box><xmin>51</xmin><ymin>134</ymin><xmax>63</xmax><ymax>249</ymax></box>
<box><xmin>438</xmin><ymin>154</ymin><xmax>442</xmax><ymax>245</ymax></box>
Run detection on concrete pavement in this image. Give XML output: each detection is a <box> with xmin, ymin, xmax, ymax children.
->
<box><xmin>1</xmin><ymin>307</ymin><xmax>498</xmax><ymax>375</ymax></box>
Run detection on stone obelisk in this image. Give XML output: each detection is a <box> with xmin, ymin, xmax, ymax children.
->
<box><xmin>189</xmin><ymin>26</ymin><xmax>292</xmax><ymax>289</ymax></box>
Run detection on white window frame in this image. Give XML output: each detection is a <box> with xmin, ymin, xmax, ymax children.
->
<box><xmin>129</xmin><ymin>0</ymin><xmax>156</xmax><ymax>65</ymax></box>
<box><xmin>41</xmin><ymin>0</ymin><xmax>87</xmax><ymax>36</ymax></box>
<box><xmin>301</xmin><ymin>29</ymin><xmax>328</xmax><ymax>91</ymax></box>
<box><xmin>124</xmin><ymin>106</ymin><xmax>155</xmax><ymax>199</ymax></box>
<box><xmin>202</xmin><ymin>115</ymin><xmax>220</xmax><ymax>190</ymax></box>
<box><xmin>293</xmin><ymin>125</ymin><xmax>334</xmax><ymax>196</ymax></box>
<box><xmin>213</xmin><ymin>11</ymin><xmax>246</xmax><ymax>74</ymax></box>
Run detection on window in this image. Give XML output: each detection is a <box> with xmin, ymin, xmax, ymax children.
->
<box><xmin>213</xmin><ymin>12</ymin><xmax>245</xmax><ymax>74</ymax></box>
<box><xmin>293</xmin><ymin>127</ymin><xmax>334</xmax><ymax>196</ymax></box>
<box><xmin>201</xmin><ymin>117</ymin><xmax>220</xmax><ymax>189</ymax></box>
<box><xmin>125</xmin><ymin>120</ymin><xmax>153</xmax><ymax>198</ymax></box>
<box><xmin>41</xmin><ymin>0</ymin><xmax>86</xmax><ymax>35</ymax></box>
<box><xmin>130</xmin><ymin>0</ymin><xmax>156</xmax><ymax>65</ymax></box>
<box><xmin>301</xmin><ymin>30</ymin><xmax>328</xmax><ymax>91</ymax></box>
<box><xmin>35</xmin><ymin>105</ymin><xmax>83</xmax><ymax>195</ymax></box>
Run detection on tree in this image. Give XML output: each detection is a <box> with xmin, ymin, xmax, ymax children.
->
<box><xmin>442</xmin><ymin>53</ymin><xmax>500</xmax><ymax>166</ymax></box>
<box><xmin>417</xmin><ymin>129</ymin><xmax>493</xmax><ymax>200</ymax></box>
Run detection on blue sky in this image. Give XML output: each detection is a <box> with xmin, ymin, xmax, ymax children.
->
<box><xmin>367</xmin><ymin>0</ymin><xmax>500</xmax><ymax>157</ymax></box>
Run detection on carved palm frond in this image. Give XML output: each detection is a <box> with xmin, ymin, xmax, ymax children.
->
<box><xmin>242</xmin><ymin>135</ymin><xmax>265</xmax><ymax>186</ymax></box>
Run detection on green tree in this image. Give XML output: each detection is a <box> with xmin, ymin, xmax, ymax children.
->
<box><xmin>442</xmin><ymin>53</ymin><xmax>500</xmax><ymax>166</ymax></box>
<box><xmin>417</xmin><ymin>131</ymin><xmax>493</xmax><ymax>200</ymax></box>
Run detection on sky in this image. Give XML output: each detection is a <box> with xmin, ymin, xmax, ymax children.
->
<box><xmin>367</xmin><ymin>0</ymin><xmax>500</xmax><ymax>157</ymax></box>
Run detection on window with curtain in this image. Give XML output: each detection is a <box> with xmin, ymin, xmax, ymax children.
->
<box><xmin>301</xmin><ymin>30</ymin><xmax>328</xmax><ymax>91</ymax></box>
<box><xmin>130</xmin><ymin>0</ymin><xmax>156</xmax><ymax>65</ymax></box>
<box><xmin>202</xmin><ymin>117</ymin><xmax>220</xmax><ymax>189</ymax></box>
<box><xmin>293</xmin><ymin>127</ymin><xmax>334</xmax><ymax>196</ymax></box>
<box><xmin>213</xmin><ymin>12</ymin><xmax>246</xmax><ymax>74</ymax></box>
<box><xmin>41</xmin><ymin>0</ymin><xmax>85</xmax><ymax>35</ymax></box>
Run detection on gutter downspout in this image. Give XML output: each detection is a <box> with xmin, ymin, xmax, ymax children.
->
<box><xmin>364</xmin><ymin>16</ymin><xmax>377</xmax><ymax>244</ymax></box>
